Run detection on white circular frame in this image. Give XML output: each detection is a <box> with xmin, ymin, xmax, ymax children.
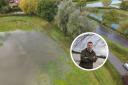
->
<box><xmin>70</xmin><ymin>32</ymin><xmax>109</xmax><ymax>71</ymax></box>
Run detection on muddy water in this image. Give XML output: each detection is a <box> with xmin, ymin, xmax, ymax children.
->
<box><xmin>0</xmin><ymin>30</ymin><xmax>64</xmax><ymax>85</ymax></box>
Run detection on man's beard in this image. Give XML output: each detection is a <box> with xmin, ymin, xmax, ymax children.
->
<box><xmin>87</xmin><ymin>48</ymin><xmax>93</xmax><ymax>52</ymax></box>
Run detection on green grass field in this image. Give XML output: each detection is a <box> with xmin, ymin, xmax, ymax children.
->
<box><xmin>0</xmin><ymin>15</ymin><xmax>123</xmax><ymax>85</ymax></box>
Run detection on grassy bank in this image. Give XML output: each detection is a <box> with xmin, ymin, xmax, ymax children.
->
<box><xmin>107</xmin><ymin>38</ymin><xmax>128</xmax><ymax>62</ymax></box>
<box><xmin>0</xmin><ymin>15</ymin><xmax>123</xmax><ymax>85</ymax></box>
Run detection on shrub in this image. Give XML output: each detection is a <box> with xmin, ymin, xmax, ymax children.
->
<box><xmin>0</xmin><ymin>0</ymin><xmax>8</xmax><ymax>13</ymax></box>
<box><xmin>120</xmin><ymin>1</ymin><xmax>128</xmax><ymax>10</ymax></box>
<box><xmin>102</xmin><ymin>0</ymin><xmax>111</xmax><ymax>7</ymax></box>
<box><xmin>0</xmin><ymin>0</ymin><xmax>7</xmax><ymax>9</ymax></box>
<box><xmin>37</xmin><ymin>0</ymin><xmax>58</xmax><ymax>22</ymax></box>
<box><xmin>0</xmin><ymin>6</ymin><xmax>11</xmax><ymax>13</ymax></box>
<box><xmin>19</xmin><ymin>0</ymin><xmax>39</xmax><ymax>14</ymax></box>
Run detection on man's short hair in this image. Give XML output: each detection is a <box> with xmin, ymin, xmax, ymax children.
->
<box><xmin>87</xmin><ymin>41</ymin><xmax>93</xmax><ymax>44</ymax></box>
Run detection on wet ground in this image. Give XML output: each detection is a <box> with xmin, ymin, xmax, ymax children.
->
<box><xmin>0</xmin><ymin>30</ymin><xmax>64</xmax><ymax>85</ymax></box>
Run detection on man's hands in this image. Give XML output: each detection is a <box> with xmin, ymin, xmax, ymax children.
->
<box><xmin>88</xmin><ymin>56</ymin><xmax>97</xmax><ymax>62</ymax></box>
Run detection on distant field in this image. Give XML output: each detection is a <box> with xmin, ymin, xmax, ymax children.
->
<box><xmin>0</xmin><ymin>15</ymin><xmax>123</xmax><ymax>85</ymax></box>
<box><xmin>0</xmin><ymin>16</ymin><xmax>48</xmax><ymax>31</ymax></box>
<box><xmin>96</xmin><ymin>9</ymin><xmax>128</xmax><ymax>35</ymax></box>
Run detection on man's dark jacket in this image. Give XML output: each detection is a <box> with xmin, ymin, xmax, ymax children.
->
<box><xmin>79</xmin><ymin>48</ymin><xmax>97</xmax><ymax>69</ymax></box>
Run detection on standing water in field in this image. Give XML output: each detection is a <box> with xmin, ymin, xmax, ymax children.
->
<box><xmin>0</xmin><ymin>30</ymin><xmax>64</xmax><ymax>85</ymax></box>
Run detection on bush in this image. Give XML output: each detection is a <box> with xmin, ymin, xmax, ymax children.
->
<box><xmin>0</xmin><ymin>0</ymin><xmax>8</xmax><ymax>13</ymax></box>
<box><xmin>102</xmin><ymin>0</ymin><xmax>111</xmax><ymax>7</ymax></box>
<box><xmin>120</xmin><ymin>1</ymin><xmax>128</xmax><ymax>10</ymax></box>
<box><xmin>37</xmin><ymin>0</ymin><xmax>58</xmax><ymax>22</ymax></box>
<box><xmin>19</xmin><ymin>0</ymin><xmax>39</xmax><ymax>14</ymax></box>
<box><xmin>0</xmin><ymin>6</ymin><xmax>11</xmax><ymax>14</ymax></box>
<box><xmin>0</xmin><ymin>0</ymin><xmax>7</xmax><ymax>9</ymax></box>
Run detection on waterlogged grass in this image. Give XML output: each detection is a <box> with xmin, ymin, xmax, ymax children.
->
<box><xmin>0</xmin><ymin>16</ymin><xmax>48</xmax><ymax>31</ymax></box>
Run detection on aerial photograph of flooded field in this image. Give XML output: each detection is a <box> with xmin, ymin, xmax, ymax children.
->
<box><xmin>0</xmin><ymin>0</ymin><xmax>128</xmax><ymax>85</ymax></box>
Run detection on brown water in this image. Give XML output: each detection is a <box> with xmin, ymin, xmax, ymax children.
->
<box><xmin>0</xmin><ymin>30</ymin><xmax>64</xmax><ymax>85</ymax></box>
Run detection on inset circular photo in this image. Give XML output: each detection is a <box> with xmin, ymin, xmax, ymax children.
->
<box><xmin>70</xmin><ymin>32</ymin><xmax>109</xmax><ymax>71</ymax></box>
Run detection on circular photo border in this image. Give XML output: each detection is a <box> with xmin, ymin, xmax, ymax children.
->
<box><xmin>70</xmin><ymin>32</ymin><xmax>109</xmax><ymax>71</ymax></box>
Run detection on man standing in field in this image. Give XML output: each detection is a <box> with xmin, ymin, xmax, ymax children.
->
<box><xmin>79</xmin><ymin>42</ymin><xmax>97</xmax><ymax>69</ymax></box>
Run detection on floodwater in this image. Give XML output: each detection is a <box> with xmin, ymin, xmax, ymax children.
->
<box><xmin>0</xmin><ymin>30</ymin><xmax>64</xmax><ymax>85</ymax></box>
<box><xmin>95</xmin><ymin>27</ymin><xmax>128</xmax><ymax>47</ymax></box>
<box><xmin>86</xmin><ymin>0</ymin><xmax>121</xmax><ymax>8</ymax></box>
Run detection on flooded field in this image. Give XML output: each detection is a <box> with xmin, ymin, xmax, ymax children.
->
<box><xmin>0</xmin><ymin>30</ymin><xmax>64</xmax><ymax>85</ymax></box>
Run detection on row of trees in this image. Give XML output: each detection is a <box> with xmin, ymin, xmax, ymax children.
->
<box><xmin>19</xmin><ymin>0</ymin><xmax>96</xmax><ymax>38</ymax></box>
<box><xmin>19</xmin><ymin>0</ymin><xmax>58</xmax><ymax>22</ymax></box>
<box><xmin>18</xmin><ymin>0</ymin><xmax>127</xmax><ymax>23</ymax></box>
